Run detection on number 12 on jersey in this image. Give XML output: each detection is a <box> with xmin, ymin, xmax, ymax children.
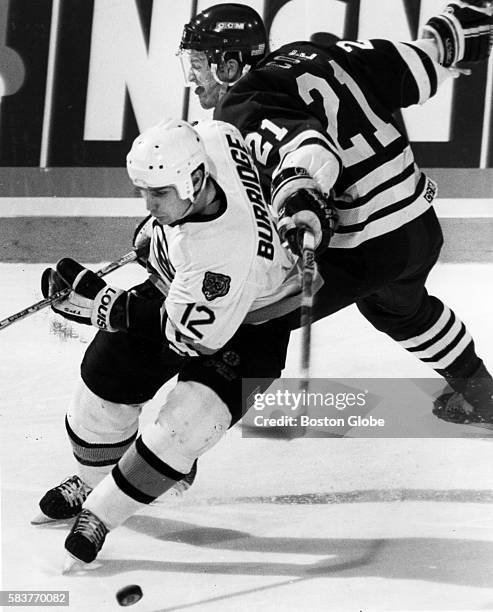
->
<box><xmin>169</xmin><ymin>302</ymin><xmax>216</xmax><ymax>356</ymax></box>
<box><xmin>180</xmin><ymin>303</ymin><xmax>215</xmax><ymax>340</ymax></box>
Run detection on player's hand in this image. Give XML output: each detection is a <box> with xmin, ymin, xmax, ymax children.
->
<box><xmin>278</xmin><ymin>188</ymin><xmax>337</xmax><ymax>256</ymax></box>
<box><xmin>423</xmin><ymin>2</ymin><xmax>493</xmax><ymax>66</ymax></box>
<box><xmin>133</xmin><ymin>214</ymin><xmax>154</xmax><ymax>268</ymax></box>
<box><xmin>41</xmin><ymin>258</ymin><xmax>128</xmax><ymax>331</ymax></box>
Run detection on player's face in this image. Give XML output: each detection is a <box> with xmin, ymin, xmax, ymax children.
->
<box><xmin>141</xmin><ymin>186</ymin><xmax>193</xmax><ymax>225</ymax></box>
<box><xmin>180</xmin><ymin>50</ymin><xmax>223</xmax><ymax>109</ymax></box>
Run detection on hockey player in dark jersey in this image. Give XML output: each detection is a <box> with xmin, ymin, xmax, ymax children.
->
<box><xmin>178</xmin><ymin>2</ymin><xmax>493</xmax><ymax>426</ymax></box>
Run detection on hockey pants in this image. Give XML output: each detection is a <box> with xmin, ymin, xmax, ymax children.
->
<box><xmin>287</xmin><ymin>207</ymin><xmax>483</xmax><ymax>382</ymax></box>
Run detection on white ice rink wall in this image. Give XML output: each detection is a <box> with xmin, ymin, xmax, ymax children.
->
<box><xmin>0</xmin><ymin>0</ymin><xmax>492</xmax><ymax>262</ymax></box>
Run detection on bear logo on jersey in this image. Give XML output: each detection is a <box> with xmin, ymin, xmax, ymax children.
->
<box><xmin>202</xmin><ymin>271</ymin><xmax>231</xmax><ymax>301</ymax></box>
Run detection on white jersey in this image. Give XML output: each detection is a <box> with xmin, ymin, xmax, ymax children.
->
<box><xmin>147</xmin><ymin>120</ymin><xmax>302</xmax><ymax>357</ymax></box>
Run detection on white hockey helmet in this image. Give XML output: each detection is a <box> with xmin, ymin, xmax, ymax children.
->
<box><xmin>126</xmin><ymin>119</ymin><xmax>209</xmax><ymax>200</ymax></box>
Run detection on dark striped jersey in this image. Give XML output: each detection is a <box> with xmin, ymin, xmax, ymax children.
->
<box><xmin>214</xmin><ymin>39</ymin><xmax>443</xmax><ymax>248</ymax></box>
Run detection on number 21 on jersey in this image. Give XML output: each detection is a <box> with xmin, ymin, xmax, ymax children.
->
<box><xmin>246</xmin><ymin>51</ymin><xmax>401</xmax><ymax>169</ymax></box>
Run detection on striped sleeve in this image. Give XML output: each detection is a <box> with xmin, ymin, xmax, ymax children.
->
<box><xmin>343</xmin><ymin>39</ymin><xmax>440</xmax><ymax>111</ymax></box>
<box><xmin>399</xmin><ymin>42</ymin><xmax>438</xmax><ymax>104</ymax></box>
<box><xmin>368</xmin><ymin>39</ymin><xmax>439</xmax><ymax>107</ymax></box>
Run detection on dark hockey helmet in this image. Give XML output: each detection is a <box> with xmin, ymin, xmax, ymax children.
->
<box><xmin>179</xmin><ymin>3</ymin><xmax>267</xmax><ymax>69</ymax></box>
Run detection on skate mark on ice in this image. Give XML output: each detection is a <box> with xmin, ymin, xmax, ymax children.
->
<box><xmin>204</xmin><ymin>488</ymin><xmax>493</xmax><ymax>505</ymax></box>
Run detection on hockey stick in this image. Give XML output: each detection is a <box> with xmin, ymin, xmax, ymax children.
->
<box><xmin>287</xmin><ymin>229</ymin><xmax>316</xmax><ymax>440</ymax></box>
<box><xmin>0</xmin><ymin>249</ymin><xmax>141</xmax><ymax>331</ymax></box>
<box><xmin>299</xmin><ymin>229</ymin><xmax>316</xmax><ymax>390</ymax></box>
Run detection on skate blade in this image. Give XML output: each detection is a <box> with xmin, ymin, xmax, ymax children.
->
<box><xmin>31</xmin><ymin>512</ymin><xmax>59</xmax><ymax>525</ymax></box>
<box><xmin>465</xmin><ymin>421</ymin><xmax>493</xmax><ymax>432</ymax></box>
<box><xmin>458</xmin><ymin>1</ymin><xmax>493</xmax><ymax>16</ymax></box>
<box><xmin>62</xmin><ymin>552</ymin><xmax>89</xmax><ymax>574</ymax></box>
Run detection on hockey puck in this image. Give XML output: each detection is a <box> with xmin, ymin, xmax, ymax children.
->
<box><xmin>116</xmin><ymin>585</ymin><xmax>143</xmax><ymax>606</ymax></box>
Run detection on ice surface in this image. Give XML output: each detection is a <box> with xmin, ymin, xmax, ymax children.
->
<box><xmin>0</xmin><ymin>262</ymin><xmax>492</xmax><ymax>611</ymax></box>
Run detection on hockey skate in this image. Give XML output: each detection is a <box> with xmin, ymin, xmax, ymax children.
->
<box><xmin>63</xmin><ymin>509</ymin><xmax>108</xmax><ymax>571</ymax></box>
<box><xmin>31</xmin><ymin>475</ymin><xmax>92</xmax><ymax>525</ymax></box>
<box><xmin>433</xmin><ymin>363</ymin><xmax>493</xmax><ymax>430</ymax></box>
<box><xmin>33</xmin><ymin>462</ymin><xmax>198</xmax><ymax>523</ymax></box>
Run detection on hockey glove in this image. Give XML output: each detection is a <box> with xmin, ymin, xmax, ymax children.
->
<box><xmin>423</xmin><ymin>1</ymin><xmax>493</xmax><ymax>67</ymax></box>
<box><xmin>278</xmin><ymin>188</ymin><xmax>337</xmax><ymax>257</ymax></box>
<box><xmin>41</xmin><ymin>259</ymin><xmax>127</xmax><ymax>331</ymax></box>
<box><xmin>133</xmin><ymin>214</ymin><xmax>154</xmax><ymax>268</ymax></box>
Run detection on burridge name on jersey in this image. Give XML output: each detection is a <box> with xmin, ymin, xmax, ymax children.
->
<box><xmin>226</xmin><ymin>132</ymin><xmax>274</xmax><ymax>261</ymax></box>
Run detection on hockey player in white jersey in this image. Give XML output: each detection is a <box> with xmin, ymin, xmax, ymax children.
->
<box><xmin>37</xmin><ymin>119</ymin><xmax>314</xmax><ymax>568</ymax></box>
